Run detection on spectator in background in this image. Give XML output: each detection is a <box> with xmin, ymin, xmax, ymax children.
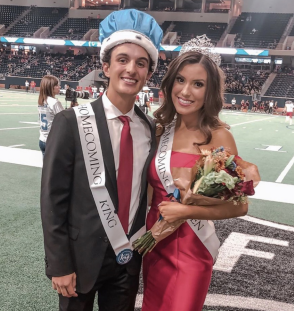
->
<box><xmin>284</xmin><ymin>100</ymin><xmax>294</xmax><ymax>125</ymax></box>
<box><xmin>30</xmin><ymin>80</ymin><xmax>36</xmax><ymax>93</ymax></box>
<box><xmin>38</xmin><ymin>75</ymin><xmax>64</xmax><ymax>156</ymax></box>
<box><xmin>268</xmin><ymin>100</ymin><xmax>274</xmax><ymax>114</ymax></box>
<box><xmin>231</xmin><ymin>97</ymin><xmax>236</xmax><ymax>110</ymax></box>
<box><xmin>273</xmin><ymin>101</ymin><xmax>278</xmax><ymax>113</ymax></box>
<box><xmin>99</xmin><ymin>85</ymin><xmax>104</xmax><ymax>97</ymax></box>
<box><xmin>92</xmin><ymin>85</ymin><xmax>97</xmax><ymax>99</ymax></box>
<box><xmin>25</xmin><ymin>80</ymin><xmax>29</xmax><ymax>93</ymax></box>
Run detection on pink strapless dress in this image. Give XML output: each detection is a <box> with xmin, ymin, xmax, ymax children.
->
<box><xmin>142</xmin><ymin>152</ymin><xmax>213</xmax><ymax>311</ymax></box>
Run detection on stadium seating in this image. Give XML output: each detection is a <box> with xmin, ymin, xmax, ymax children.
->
<box><xmin>265</xmin><ymin>73</ymin><xmax>294</xmax><ymax>98</ymax></box>
<box><xmin>222</xmin><ymin>65</ymin><xmax>270</xmax><ymax>95</ymax></box>
<box><xmin>0</xmin><ymin>5</ymin><xmax>28</xmax><ymax>28</ymax></box>
<box><xmin>6</xmin><ymin>7</ymin><xmax>68</xmax><ymax>37</ymax></box>
<box><xmin>50</xmin><ymin>18</ymin><xmax>101</xmax><ymax>40</ymax></box>
<box><xmin>173</xmin><ymin>22</ymin><xmax>227</xmax><ymax>45</ymax></box>
<box><xmin>230</xmin><ymin>13</ymin><xmax>292</xmax><ymax>48</ymax></box>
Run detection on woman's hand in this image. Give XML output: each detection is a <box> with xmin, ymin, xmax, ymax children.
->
<box><xmin>158</xmin><ymin>201</ymin><xmax>189</xmax><ymax>223</ymax></box>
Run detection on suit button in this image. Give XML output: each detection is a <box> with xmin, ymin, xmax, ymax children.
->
<box><xmin>103</xmin><ymin>237</ymin><xmax>109</xmax><ymax>243</ymax></box>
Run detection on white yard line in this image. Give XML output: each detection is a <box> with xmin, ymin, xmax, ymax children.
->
<box><xmin>230</xmin><ymin>116</ymin><xmax>277</xmax><ymax>127</ymax></box>
<box><xmin>19</xmin><ymin>121</ymin><xmax>39</xmax><ymax>125</ymax></box>
<box><xmin>0</xmin><ymin>105</ymin><xmax>36</xmax><ymax>107</ymax></box>
<box><xmin>0</xmin><ymin>113</ymin><xmax>36</xmax><ymax>115</ymax></box>
<box><xmin>240</xmin><ymin>215</ymin><xmax>294</xmax><ymax>232</ymax></box>
<box><xmin>0</xmin><ymin>146</ymin><xmax>42</xmax><ymax>168</ymax></box>
<box><xmin>0</xmin><ymin>126</ymin><xmax>39</xmax><ymax>131</ymax></box>
<box><xmin>252</xmin><ymin>181</ymin><xmax>294</xmax><ymax>204</ymax></box>
<box><xmin>276</xmin><ymin>156</ymin><xmax>294</xmax><ymax>183</ymax></box>
<box><xmin>8</xmin><ymin>144</ymin><xmax>25</xmax><ymax>148</ymax></box>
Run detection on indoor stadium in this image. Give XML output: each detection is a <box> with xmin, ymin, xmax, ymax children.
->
<box><xmin>0</xmin><ymin>0</ymin><xmax>294</xmax><ymax>310</ymax></box>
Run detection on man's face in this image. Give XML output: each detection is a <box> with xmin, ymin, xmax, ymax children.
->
<box><xmin>103</xmin><ymin>43</ymin><xmax>152</xmax><ymax>99</ymax></box>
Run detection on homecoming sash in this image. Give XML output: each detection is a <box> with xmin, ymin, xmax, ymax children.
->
<box><xmin>74</xmin><ymin>104</ymin><xmax>145</xmax><ymax>264</ymax></box>
<box><xmin>155</xmin><ymin>121</ymin><xmax>220</xmax><ymax>262</ymax></box>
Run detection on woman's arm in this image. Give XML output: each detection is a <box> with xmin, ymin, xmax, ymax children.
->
<box><xmin>147</xmin><ymin>184</ymin><xmax>153</xmax><ymax>207</ymax></box>
<box><xmin>158</xmin><ymin>201</ymin><xmax>248</xmax><ymax>223</ymax></box>
<box><xmin>159</xmin><ymin>126</ymin><xmax>248</xmax><ymax>223</ymax></box>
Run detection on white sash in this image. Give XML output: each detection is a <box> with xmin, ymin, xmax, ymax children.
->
<box><xmin>74</xmin><ymin>103</ymin><xmax>145</xmax><ymax>264</ymax></box>
<box><xmin>155</xmin><ymin>121</ymin><xmax>220</xmax><ymax>262</ymax></box>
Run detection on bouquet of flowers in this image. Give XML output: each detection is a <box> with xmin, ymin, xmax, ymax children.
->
<box><xmin>132</xmin><ymin>146</ymin><xmax>260</xmax><ymax>256</ymax></box>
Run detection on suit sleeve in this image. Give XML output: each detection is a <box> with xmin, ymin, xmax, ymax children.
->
<box><xmin>41</xmin><ymin>111</ymin><xmax>75</xmax><ymax>277</ymax></box>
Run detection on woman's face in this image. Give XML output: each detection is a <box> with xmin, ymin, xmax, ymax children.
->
<box><xmin>53</xmin><ymin>83</ymin><xmax>60</xmax><ymax>95</ymax></box>
<box><xmin>171</xmin><ymin>63</ymin><xmax>207</xmax><ymax>117</ymax></box>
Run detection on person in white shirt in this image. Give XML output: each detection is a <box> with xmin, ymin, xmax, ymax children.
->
<box><xmin>99</xmin><ymin>85</ymin><xmax>104</xmax><ymax>97</ymax></box>
<box><xmin>139</xmin><ymin>86</ymin><xmax>151</xmax><ymax>114</ymax></box>
<box><xmin>268</xmin><ymin>100</ymin><xmax>274</xmax><ymax>114</ymax></box>
<box><xmin>284</xmin><ymin>100</ymin><xmax>294</xmax><ymax>125</ymax></box>
<box><xmin>149</xmin><ymin>90</ymin><xmax>154</xmax><ymax>105</ymax></box>
<box><xmin>38</xmin><ymin>75</ymin><xmax>64</xmax><ymax>156</ymax></box>
<box><xmin>92</xmin><ymin>85</ymin><xmax>98</xmax><ymax>98</ymax></box>
<box><xmin>25</xmin><ymin>80</ymin><xmax>29</xmax><ymax>93</ymax></box>
<box><xmin>231</xmin><ymin>97</ymin><xmax>236</xmax><ymax>110</ymax></box>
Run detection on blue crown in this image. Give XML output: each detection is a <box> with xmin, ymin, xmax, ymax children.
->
<box><xmin>99</xmin><ymin>9</ymin><xmax>163</xmax><ymax>71</ymax></box>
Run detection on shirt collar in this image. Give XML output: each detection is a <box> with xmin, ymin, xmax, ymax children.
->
<box><xmin>102</xmin><ymin>92</ymin><xmax>135</xmax><ymax>121</ymax></box>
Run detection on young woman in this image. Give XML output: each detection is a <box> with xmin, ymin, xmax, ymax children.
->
<box><xmin>38</xmin><ymin>75</ymin><xmax>64</xmax><ymax>155</ymax></box>
<box><xmin>142</xmin><ymin>51</ymin><xmax>248</xmax><ymax>311</ymax></box>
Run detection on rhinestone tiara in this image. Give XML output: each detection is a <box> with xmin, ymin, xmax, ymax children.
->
<box><xmin>179</xmin><ymin>34</ymin><xmax>221</xmax><ymax>66</ymax></box>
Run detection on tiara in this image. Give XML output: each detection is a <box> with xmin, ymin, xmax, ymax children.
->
<box><xmin>179</xmin><ymin>34</ymin><xmax>221</xmax><ymax>66</ymax></box>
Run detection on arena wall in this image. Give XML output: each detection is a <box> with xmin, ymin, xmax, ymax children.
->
<box><xmin>242</xmin><ymin>0</ymin><xmax>294</xmax><ymax>13</ymax></box>
<box><xmin>68</xmin><ymin>9</ymin><xmax>230</xmax><ymax>24</ymax></box>
<box><xmin>0</xmin><ymin>0</ymin><xmax>70</xmax><ymax>8</ymax></box>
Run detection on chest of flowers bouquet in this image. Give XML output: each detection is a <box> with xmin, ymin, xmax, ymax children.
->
<box><xmin>132</xmin><ymin>146</ymin><xmax>260</xmax><ymax>256</ymax></box>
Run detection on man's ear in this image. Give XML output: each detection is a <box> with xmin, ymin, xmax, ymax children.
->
<box><xmin>102</xmin><ymin>62</ymin><xmax>110</xmax><ymax>78</ymax></box>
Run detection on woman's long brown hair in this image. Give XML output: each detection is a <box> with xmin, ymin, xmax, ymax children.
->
<box><xmin>154</xmin><ymin>51</ymin><xmax>229</xmax><ymax>145</ymax></box>
<box><xmin>38</xmin><ymin>75</ymin><xmax>59</xmax><ymax>106</ymax></box>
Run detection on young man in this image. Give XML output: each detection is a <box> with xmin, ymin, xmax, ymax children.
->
<box><xmin>99</xmin><ymin>85</ymin><xmax>104</xmax><ymax>97</ymax></box>
<box><xmin>92</xmin><ymin>85</ymin><xmax>97</xmax><ymax>99</ymax></box>
<box><xmin>139</xmin><ymin>86</ymin><xmax>151</xmax><ymax>115</ymax></box>
<box><xmin>41</xmin><ymin>9</ymin><xmax>162</xmax><ymax>311</ymax></box>
<box><xmin>284</xmin><ymin>100</ymin><xmax>294</xmax><ymax>125</ymax></box>
<box><xmin>25</xmin><ymin>80</ymin><xmax>29</xmax><ymax>92</ymax></box>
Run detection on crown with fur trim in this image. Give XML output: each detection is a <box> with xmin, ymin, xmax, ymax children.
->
<box><xmin>179</xmin><ymin>35</ymin><xmax>221</xmax><ymax>66</ymax></box>
<box><xmin>99</xmin><ymin>9</ymin><xmax>163</xmax><ymax>72</ymax></box>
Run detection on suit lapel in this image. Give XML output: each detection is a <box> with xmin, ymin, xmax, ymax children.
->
<box><xmin>91</xmin><ymin>98</ymin><xmax>118</xmax><ymax>210</ymax></box>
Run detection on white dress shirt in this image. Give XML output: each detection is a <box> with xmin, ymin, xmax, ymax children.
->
<box><xmin>102</xmin><ymin>93</ymin><xmax>151</xmax><ymax>232</ymax></box>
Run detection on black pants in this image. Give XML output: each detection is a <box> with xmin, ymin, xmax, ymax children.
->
<box><xmin>59</xmin><ymin>245</ymin><xmax>140</xmax><ymax>311</ymax></box>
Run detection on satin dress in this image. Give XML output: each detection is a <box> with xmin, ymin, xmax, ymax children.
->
<box><xmin>142</xmin><ymin>152</ymin><xmax>213</xmax><ymax>311</ymax></box>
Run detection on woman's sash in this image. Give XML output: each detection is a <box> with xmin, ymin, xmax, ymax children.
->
<box><xmin>74</xmin><ymin>103</ymin><xmax>145</xmax><ymax>264</ymax></box>
<box><xmin>155</xmin><ymin>121</ymin><xmax>220</xmax><ymax>262</ymax></box>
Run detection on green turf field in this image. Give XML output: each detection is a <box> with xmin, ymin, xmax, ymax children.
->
<box><xmin>0</xmin><ymin>90</ymin><xmax>293</xmax><ymax>311</ymax></box>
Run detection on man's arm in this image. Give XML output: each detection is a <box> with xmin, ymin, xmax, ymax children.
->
<box><xmin>41</xmin><ymin>112</ymin><xmax>75</xmax><ymax>278</ymax></box>
<box><xmin>41</xmin><ymin>111</ymin><xmax>78</xmax><ymax>297</ymax></box>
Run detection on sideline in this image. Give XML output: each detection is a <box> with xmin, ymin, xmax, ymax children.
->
<box><xmin>0</xmin><ymin>146</ymin><xmax>42</xmax><ymax>168</ymax></box>
<box><xmin>230</xmin><ymin>116</ymin><xmax>277</xmax><ymax>127</ymax></box>
<box><xmin>0</xmin><ymin>126</ymin><xmax>39</xmax><ymax>131</ymax></box>
<box><xmin>276</xmin><ymin>156</ymin><xmax>294</xmax><ymax>183</ymax></box>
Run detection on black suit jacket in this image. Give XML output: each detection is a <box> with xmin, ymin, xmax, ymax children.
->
<box><xmin>41</xmin><ymin>97</ymin><xmax>156</xmax><ymax>294</ymax></box>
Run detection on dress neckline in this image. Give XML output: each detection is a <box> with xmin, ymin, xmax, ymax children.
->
<box><xmin>171</xmin><ymin>150</ymin><xmax>200</xmax><ymax>157</ymax></box>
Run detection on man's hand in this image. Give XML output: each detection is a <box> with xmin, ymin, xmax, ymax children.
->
<box><xmin>52</xmin><ymin>272</ymin><xmax>78</xmax><ymax>298</ymax></box>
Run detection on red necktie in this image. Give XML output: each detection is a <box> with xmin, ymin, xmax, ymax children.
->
<box><xmin>117</xmin><ymin>116</ymin><xmax>133</xmax><ymax>234</ymax></box>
